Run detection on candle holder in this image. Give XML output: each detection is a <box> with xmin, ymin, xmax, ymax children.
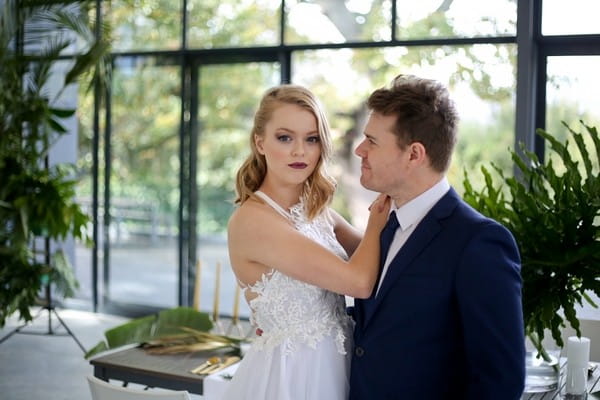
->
<box><xmin>559</xmin><ymin>366</ymin><xmax>588</xmax><ymax>399</ymax></box>
<box><xmin>193</xmin><ymin>259</ymin><xmax>202</xmax><ymax>310</ymax></box>
<box><xmin>226</xmin><ymin>283</ymin><xmax>245</xmax><ymax>338</ymax></box>
<box><xmin>212</xmin><ymin>261</ymin><xmax>225</xmax><ymax>334</ymax></box>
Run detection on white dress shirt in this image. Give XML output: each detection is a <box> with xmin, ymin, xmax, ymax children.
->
<box><xmin>375</xmin><ymin>177</ymin><xmax>451</xmax><ymax>296</ymax></box>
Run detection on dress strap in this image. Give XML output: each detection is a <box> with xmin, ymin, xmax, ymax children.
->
<box><xmin>254</xmin><ymin>191</ymin><xmax>292</xmax><ymax>220</ymax></box>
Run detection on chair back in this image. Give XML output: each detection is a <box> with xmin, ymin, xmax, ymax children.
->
<box><xmin>87</xmin><ymin>375</ymin><xmax>191</xmax><ymax>400</ymax></box>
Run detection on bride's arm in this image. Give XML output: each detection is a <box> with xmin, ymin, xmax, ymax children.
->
<box><xmin>228</xmin><ymin>196</ymin><xmax>389</xmax><ymax>299</ymax></box>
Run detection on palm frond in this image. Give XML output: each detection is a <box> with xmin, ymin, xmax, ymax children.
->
<box><xmin>141</xmin><ymin>327</ymin><xmax>243</xmax><ymax>355</ymax></box>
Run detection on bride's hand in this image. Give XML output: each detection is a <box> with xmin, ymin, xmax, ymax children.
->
<box><xmin>367</xmin><ymin>194</ymin><xmax>391</xmax><ymax>230</ymax></box>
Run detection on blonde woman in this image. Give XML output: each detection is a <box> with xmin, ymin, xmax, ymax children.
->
<box><xmin>224</xmin><ymin>84</ymin><xmax>389</xmax><ymax>399</ymax></box>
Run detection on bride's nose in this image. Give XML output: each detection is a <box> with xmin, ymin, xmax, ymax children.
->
<box><xmin>292</xmin><ymin>141</ymin><xmax>305</xmax><ymax>156</ymax></box>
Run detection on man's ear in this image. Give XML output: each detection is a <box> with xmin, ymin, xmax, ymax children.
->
<box><xmin>408</xmin><ymin>142</ymin><xmax>426</xmax><ymax>163</ymax></box>
<box><xmin>254</xmin><ymin>134</ymin><xmax>265</xmax><ymax>154</ymax></box>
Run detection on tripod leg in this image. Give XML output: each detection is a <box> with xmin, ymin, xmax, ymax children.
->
<box><xmin>47</xmin><ymin>305</ymin><xmax>53</xmax><ymax>334</ymax></box>
<box><xmin>50</xmin><ymin>309</ymin><xmax>87</xmax><ymax>353</ymax></box>
<box><xmin>0</xmin><ymin>308</ymin><xmax>45</xmax><ymax>345</ymax></box>
<box><xmin>0</xmin><ymin>324</ymin><xmax>26</xmax><ymax>344</ymax></box>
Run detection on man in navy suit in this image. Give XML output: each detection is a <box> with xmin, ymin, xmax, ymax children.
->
<box><xmin>349</xmin><ymin>74</ymin><xmax>525</xmax><ymax>399</ymax></box>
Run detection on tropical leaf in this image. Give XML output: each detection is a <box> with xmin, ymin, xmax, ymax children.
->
<box><xmin>50</xmin><ymin>249</ymin><xmax>79</xmax><ymax>298</ymax></box>
<box><xmin>142</xmin><ymin>327</ymin><xmax>242</xmax><ymax>355</ymax></box>
<box><xmin>84</xmin><ymin>307</ymin><xmax>223</xmax><ymax>359</ymax></box>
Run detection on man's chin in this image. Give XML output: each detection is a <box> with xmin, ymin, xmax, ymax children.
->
<box><xmin>359</xmin><ymin>176</ymin><xmax>375</xmax><ymax>191</ymax></box>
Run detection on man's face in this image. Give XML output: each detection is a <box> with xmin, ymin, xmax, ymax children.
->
<box><xmin>354</xmin><ymin>111</ymin><xmax>410</xmax><ymax>197</ymax></box>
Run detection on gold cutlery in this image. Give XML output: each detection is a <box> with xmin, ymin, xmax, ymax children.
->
<box><xmin>190</xmin><ymin>356</ymin><xmax>221</xmax><ymax>374</ymax></box>
<box><xmin>201</xmin><ymin>356</ymin><xmax>241</xmax><ymax>375</ymax></box>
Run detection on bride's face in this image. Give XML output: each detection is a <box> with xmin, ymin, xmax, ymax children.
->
<box><xmin>255</xmin><ymin>103</ymin><xmax>322</xmax><ymax>186</ymax></box>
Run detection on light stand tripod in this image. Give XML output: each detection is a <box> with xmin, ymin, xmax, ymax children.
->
<box><xmin>0</xmin><ymin>238</ymin><xmax>86</xmax><ymax>353</ymax></box>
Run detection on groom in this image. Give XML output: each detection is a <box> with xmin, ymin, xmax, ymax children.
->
<box><xmin>349</xmin><ymin>74</ymin><xmax>525</xmax><ymax>399</ymax></box>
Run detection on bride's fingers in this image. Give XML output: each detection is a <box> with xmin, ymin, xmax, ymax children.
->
<box><xmin>368</xmin><ymin>194</ymin><xmax>389</xmax><ymax>212</ymax></box>
<box><xmin>378</xmin><ymin>195</ymin><xmax>391</xmax><ymax>212</ymax></box>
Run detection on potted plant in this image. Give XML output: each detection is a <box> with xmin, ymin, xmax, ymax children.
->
<box><xmin>462</xmin><ymin>120</ymin><xmax>599</xmax><ymax>359</ymax></box>
<box><xmin>0</xmin><ymin>0</ymin><xmax>110</xmax><ymax>328</ymax></box>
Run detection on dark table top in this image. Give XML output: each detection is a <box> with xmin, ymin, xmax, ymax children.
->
<box><xmin>90</xmin><ymin>345</ymin><xmax>236</xmax><ymax>395</ymax></box>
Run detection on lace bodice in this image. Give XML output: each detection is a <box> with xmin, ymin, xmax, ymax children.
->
<box><xmin>244</xmin><ymin>191</ymin><xmax>353</xmax><ymax>356</ymax></box>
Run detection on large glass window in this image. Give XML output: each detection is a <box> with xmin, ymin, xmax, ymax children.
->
<box><xmin>58</xmin><ymin>0</ymin><xmax>600</xmax><ymax>322</ymax></box>
<box><xmin>395</xmin><ymin>0</ymin><xmax>516</xmax><ymax>39</ymax></box>
<box><xmin>195</xmin><ymin>62</ymin><xmax>280</xmax><ymax>319</ymax></box>
<box><xmin>542</xmin><ymin>0</ymin><xmax>600</xmax><ymax>36</ymax></box>
<box><xmin>293</xmin><ymin>43</ymin><xmax>516</xmax><ymax>228</ymax></box>
<box><xmin>187</xmin><ymin>0</ymin><xmax>280</xmax><ymax>49</ymax></box>
<box><xmin>285</xmin><ymin>0</ymin><xmax>392</xmax><ymax>44</ymax></box>
<box><xmin>107</xmin><ymin>56</ymin><xmax>181</xmax><ymax>307</ymax></box>
<box><xmin>546</xmin><ymin>56</ymin><xmax>600</xmax><ymax>135</ymax></box>
<box><xmin>110</xmin><ymin>0</ymin><xmax>182</xmax><ymax>51</ymax></box>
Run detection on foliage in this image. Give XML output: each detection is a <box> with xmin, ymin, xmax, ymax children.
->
<box><xmin>0</xmin><ymin>0</ymin><xmax>110</xmax><ymax>327</ymax></box>
<box><xmin>84</xmin><ymin>306</ymin><xmax>242</xmax><ymax>359</ymax></box>
<box><xmin>462</xmin><ymin>121</ymin><xmax>600</xmax><ymax>355</ymax></box>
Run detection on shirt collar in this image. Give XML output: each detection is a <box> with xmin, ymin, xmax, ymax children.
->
<box><xmin>391</xmin><ymin>177</ymin><xmax>450</xmax><ymax>231</ymax></box>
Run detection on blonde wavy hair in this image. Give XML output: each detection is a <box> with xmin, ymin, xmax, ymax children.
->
<box><xmin>234</xmin><ymin>84</ymin><xmax>336</xmax><ymax>220</ymax></box>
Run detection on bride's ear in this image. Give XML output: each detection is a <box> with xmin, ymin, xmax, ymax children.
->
<box><xmin>254</xmin><ymin>134</ymin><xmax>265</xmax><ymax>154</ymax></box>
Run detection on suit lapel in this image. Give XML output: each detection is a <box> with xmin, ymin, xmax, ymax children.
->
<box><xmin>361</xmin><ymin>188</ymin><xmax>460</xmax><ymax>329</ymax></box>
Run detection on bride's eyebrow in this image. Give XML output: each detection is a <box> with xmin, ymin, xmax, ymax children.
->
<box><xmin>275</xmin><ymin>128</ymin><xmax>319</xmax><ymax>136</ymax></box>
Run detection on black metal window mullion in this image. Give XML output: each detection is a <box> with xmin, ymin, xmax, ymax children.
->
<box><xmin>91</xmin><ymin>0</ymin><xmax>103</xmax><ymax>312</ymax></box>
<box><xmin>178</xmin><ymin>57</ymin><xmax>192</xmax><ymax>307</ymax></box>
<box><xmin>186</xmin><ymin>62</ymin><xmax>199</xmax><ymax>307</ymax></box>
<box><xmin>102</xmin><ymin>57</ymin><xmax>113</xmax><ymax>309</ymax></box>
<box><xmin>515</xmin><ymin>0</ymin><xmax>542</xmax><ymax>166</ymax></box>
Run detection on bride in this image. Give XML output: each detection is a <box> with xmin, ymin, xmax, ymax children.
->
<box><xmin>224</xmin><ymin>84</ymin><xmax>389</xmax><ymax>399</ymax></box>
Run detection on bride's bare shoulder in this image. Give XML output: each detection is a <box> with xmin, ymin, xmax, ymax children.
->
<box><xmin>228</xmin><ymin>197</ymin><xmax>271</xmax><ymax>232</ymax></box>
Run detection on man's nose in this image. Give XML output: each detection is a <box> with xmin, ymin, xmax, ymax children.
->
<box><xmin>354</xmin><ymin>140</ymin><xmax>366</xmax><ymax>157</ymax></box>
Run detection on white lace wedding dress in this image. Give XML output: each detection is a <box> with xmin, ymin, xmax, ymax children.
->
<box><xmin>222</xmin><ymin>191</ymin><xmax>353</xmax><ymax>400</ymax></box>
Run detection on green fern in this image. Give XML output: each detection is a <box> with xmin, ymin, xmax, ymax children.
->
<box><xmin>463</xmin><ymin>121</ymin><xmax>600</xmax><ymax>356</ymax></box>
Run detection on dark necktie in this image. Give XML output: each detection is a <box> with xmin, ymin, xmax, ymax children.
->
<box><xmin>380</xmin><ymin>211</ymin><xmax>400</xmax><ymax>268</ymax></box>
<box><xmin>371</xmin><ymin>211</ymin><xmax>400</xmax><ymax>297</ymax></box>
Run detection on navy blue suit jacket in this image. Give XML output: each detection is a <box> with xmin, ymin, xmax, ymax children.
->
<box><xmin>349</xmin><ymin>188</ymin><xmax>525</xmax><ymax>400</ymax></box>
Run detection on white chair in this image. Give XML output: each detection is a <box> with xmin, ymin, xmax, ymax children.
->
<box><xmin>87</xmin><ymin>375</ymin><xmax>191</xmax><ymax>400</ymax></box>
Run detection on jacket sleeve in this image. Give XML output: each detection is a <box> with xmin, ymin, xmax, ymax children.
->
<box><xmin>456</xmin><ymin>221</ymin><xmax>526</xmax><ymax>400</ymax></box>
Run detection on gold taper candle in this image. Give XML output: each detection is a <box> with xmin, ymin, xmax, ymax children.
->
<box><xmin>232</xmin><ymin>282</ymin><xmax>240</xmax><ymax>324</ymax></box>
<box><xmin>193</xmin><ymin>259</ymin><xmax>201</xmax><ymax>310</ymax></box>
<box><xmin>212</xmin><ymin>261</ymin><xmax>221</xmax><ymax>322</ymax></box>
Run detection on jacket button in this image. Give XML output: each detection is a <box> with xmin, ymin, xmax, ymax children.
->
<box><xmin>355</xmin><ymin>346</ymin><xmax>365</xmax><ymax>357</ymax></box>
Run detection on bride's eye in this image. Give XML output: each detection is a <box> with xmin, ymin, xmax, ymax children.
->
<box><xmin>276</xmin><ymin>134</ymin><xmax>292</xmax><ymax>142</ymax></box>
